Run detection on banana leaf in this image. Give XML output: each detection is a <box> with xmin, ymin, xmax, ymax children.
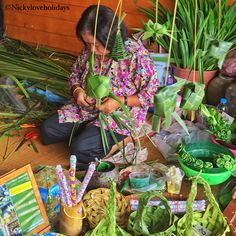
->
<box><xmin>152</xmin><ymin>78</ymin><xmax>188</xmax><ymax>134</ymax></box>
<box><xmin>180</xmin><ymin>82</ymin><xmax>205</xmax><ymax>119</ymax></box>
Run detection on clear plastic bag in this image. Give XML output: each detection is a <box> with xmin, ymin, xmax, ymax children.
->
<box><xmin>151</xmin><ymin>121</ymin><xmax>211</xmax><ymax>161</ymax></box>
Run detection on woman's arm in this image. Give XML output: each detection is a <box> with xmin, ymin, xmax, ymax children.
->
<box><xmin>68</xmin><ymin>48</ymin><xmax>88</xmax><ymax>92</ymax></box>
<box><xmin>96</xmin><ymin>95</ymin><xmax>141</xmax><ymax>114</ymax></box>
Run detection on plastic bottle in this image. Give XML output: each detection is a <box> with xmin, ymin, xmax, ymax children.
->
<box><xmin>166</xmin><ymin>66</ymin><xmax>175</xmax><ymax>86</ymax></box>
<box><xmin>217</xmin><ymin>98</ymin><xmax>230</xmax><ymax>114</ymax></box>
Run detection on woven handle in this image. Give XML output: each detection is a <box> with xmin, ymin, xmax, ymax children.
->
<box><xmin>137</xmin><ymin>191</ymin><xmax>172</xmax><ymax>225</ymax></box>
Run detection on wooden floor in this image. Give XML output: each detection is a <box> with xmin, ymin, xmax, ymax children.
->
<box><xmin>0</xmin><ymin>128</ymin><xmax>69</xmax><ymax>175</ymax></box>
<box><xmin>0</xmin><ymin>127</ymin><xmax>222</xmax><ymax>199</ymax></box>
<box><xmin>0</xmin><ymin>127</ymin><xmax>165</xmax><ymax>175</ymax></box>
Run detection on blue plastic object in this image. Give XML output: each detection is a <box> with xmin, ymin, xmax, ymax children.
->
<box><xmin>26</xmin><ymin>85</ymin><xmax>67</xmax><ymax>104</ymax></box>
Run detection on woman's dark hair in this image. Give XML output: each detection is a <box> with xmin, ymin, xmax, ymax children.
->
<box><xmin>76</xmin><ymin>5</ymin><xmax>128</xmax><ymax>51</ymax></box>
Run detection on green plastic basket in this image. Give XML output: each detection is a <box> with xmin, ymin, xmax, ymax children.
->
<box><xmin>178</xmin><ymin>142</ymin><xmax>235</xmax><ymax>185</ymax></box>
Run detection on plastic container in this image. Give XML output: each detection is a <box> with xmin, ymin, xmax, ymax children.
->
<box><xmin>217</xmin><ymin>98</ymin><xmax>230</xmax><ymax>114</ymax></box>
<box><xmin>225</xmin><ymin>81</ymin><xmax>236</xmax><ymax>118</ymax></box>
<box><xmin>166</xmin><ymin>167</ymin><xmax>184</xmax><ymax>194</ymax></box>
<box><xmin>59</xmin><ymin>202</ymin><xmax>85</xmax><ymax>236</ymax></box>
<box><xmin>206</xmin><ymin>74</ymin><xmax>235</xmax><ymax>106</ymax></box>
<box><xmin>88</xmin><ymin>161</ymin><xmax>119</xmax><ymax>189</ymax></box>
<box><xmin>129</xmin><ymin>172</ymin><xmax>150</xmax><ymax>189</ymax></box>
<box><xmin>211</xmin><ymin>135</ymin><xmax>236</xmax><ymax>157</ymax></box>
<box><xmin>178</xmin><ymin>142</ymin><xmax>235</xmax><ymax>185</ymax></box>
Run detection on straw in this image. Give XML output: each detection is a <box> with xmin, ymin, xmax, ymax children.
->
<box><xmin>69</xmin><ymin>155</ymin><xmax>77</xmax><ymax>206</ymax></box>
<box><xmin>69</xmin><ymin>168</ymin><xmax>77</xmax><ymax>206</ymax></box>
<box><xmin>56</xmin><ymin>165</ymin><xmax>72</xmax><ymax>207</ymax></box>
<box><xmin>70</xmin><ymin>155</ymin><xmax>77</xmax><ymax>170</ymax></box>
<box><xmin>130</xmin><ymin>199</ymin><xmax>206</xmax><ymax>213</ymax></box>
<box><xmin>76</xmin><ymin>163</ymin><xmax>96</xmax><ymax>203</ymax></box>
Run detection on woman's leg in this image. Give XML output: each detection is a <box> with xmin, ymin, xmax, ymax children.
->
<box><xmin>40</xmin><ymin>113</ymin><xmax>75</xmax><ymax>145</ymax></box>
<box><xmin>70</xmin><ymin>125</ymin><xmax>127</xmax><ymax>163</ymax></box>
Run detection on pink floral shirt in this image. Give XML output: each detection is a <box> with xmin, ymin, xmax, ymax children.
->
<box><xmin>58</xmin><ymin>39</ymin><xmax>159</xmax><ymax>135</ymax></box>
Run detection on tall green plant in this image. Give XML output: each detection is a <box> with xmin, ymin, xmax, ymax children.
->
<box><xmin>138</xmin><ymin>0</ymin><xmax>236</xmax><ymax>72</ymax></box>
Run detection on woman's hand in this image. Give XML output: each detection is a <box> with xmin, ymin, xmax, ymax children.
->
<box><xmin>96</xmin><ymin>97</ymin><xmax>121</xmax><ymax>114</ymax></box>
<box><xmin>73</xmin><ymin>87</ymin><xmax>95</xmax><ymax>107</ymax></box>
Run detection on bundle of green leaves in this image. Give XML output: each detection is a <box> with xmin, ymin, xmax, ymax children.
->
<box><xmin>0</xmin><ymin>37</ymin><xmax>75</xmax><ymax>139</ymax></box>
<box><xmin>128</xmin><ymin>191</ymin><xmax>178</xmax><ymax>235</ymax></box>
<box><xmin>200</xmin><ymin>104</ymin><xmax>235</xmax><ymax>143</ymax></box>
<box><xmin>82</xmin><ymin>53</ymin><xmax>140</xmax><ymax>163</ymax></box>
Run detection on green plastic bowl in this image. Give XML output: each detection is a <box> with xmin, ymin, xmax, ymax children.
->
<box><xmin>178</xmin><ymin>142</ymin><xmax>235</xmax><ymax>185</ymax></box>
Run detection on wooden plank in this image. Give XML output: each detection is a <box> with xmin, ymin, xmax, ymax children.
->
<box><xmin>2</xmin><ymin>0</ymin><xmax>173</xmax><ymax>53</ymax></box>
<box><xmin>0</xmin><ymin>129</ymin><xmax>69</xmax><ymax>176</ymax></box>
<box><xmin>4</xmin><ymin>10</ymin><xmax>146</xmax><ymax>36</ymax></box>
<box><xmin>3</xmin><ymin>0</ymin><xmax>172</xmax><ymax>22</ymax></box>
<box><xmin>3</xmin><ymin>1</ymin><xmax>84</xmax><ymax>22</ymax></box>
<box><xmin>5</xmin><ymin>25</ymin><xmax>83</xmax><ymax>55</ymax></box>
<box><xmin>4</xmin><ymin>13</ymin><xmax>77</xmax><ymax>37</ymax></box>
<box><xmin>32</xmin><ymin>0</ymin><xmax>173</xmax><ymax>13</ymax></box>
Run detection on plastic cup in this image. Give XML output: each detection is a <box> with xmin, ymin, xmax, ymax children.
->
<box><xmin>166</xmin><ymin>169</ymin><xmax>184</xmax><ymax>194</ymax></box>
<box><xmin>150</xmin><ymin>174</ymin><xmax>166</xmax><ymax>191</ymax></box>
<box><xmin>129</xmin><ymin>172</ymin><xmax>150</xmax><ymax>189</ymax></box>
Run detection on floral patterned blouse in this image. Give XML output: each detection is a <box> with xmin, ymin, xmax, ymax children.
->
<box><xmin>58</xmin><ymin>39</ymin><xmax>159</xmax><ymax>135</ymax></box>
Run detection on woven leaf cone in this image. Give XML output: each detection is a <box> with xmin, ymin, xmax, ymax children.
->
<box><xmin>152</xmin><ymin>78</ymin><xmax>187</xmax><ymax>133</ymax></box>
<box><xmin>83</xmin><ymin>187</ymin><xmax>131</xmax><ymax>229</ymax></box>
<box><xmin>128</xmin><ymin>191</ymin><xmax>178</xmax><ymax>235</ymax></box>
<box><xmin>177</xmin><ymin>176</ymin><xmax>230</xmax><ymax>236</ymax></box>
<box><xmin>111</xmin><ymin>29</ymin><xmax>130</xmax><ymax>61</ymax></box>
<box><xmin>180</xmin><ymin>82</ymin><xmax>205</xmax><ymax>117</ymax></box>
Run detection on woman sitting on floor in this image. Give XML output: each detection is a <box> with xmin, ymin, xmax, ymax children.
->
<box><xmin>40</xmin><ymin>5</ymin><xmax>159</xmax><ymax>164</ymax></box>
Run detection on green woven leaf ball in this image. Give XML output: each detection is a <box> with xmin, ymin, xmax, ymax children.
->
<box><xmin>85</xmin><ymin>74</ymin><xmax>110</xmax><ymax>99</ymax></box>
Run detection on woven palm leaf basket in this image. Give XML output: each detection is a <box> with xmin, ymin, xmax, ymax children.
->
<box><xmin>83</xmin><ymin>188</ymin><xmax>130</xmax><ymax>228</ymax></box>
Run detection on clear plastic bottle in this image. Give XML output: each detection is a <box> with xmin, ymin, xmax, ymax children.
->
<box><xmin>217</xmin><ymin>98</ymin><xmax>230</xmax><ymax>114</ymax></box>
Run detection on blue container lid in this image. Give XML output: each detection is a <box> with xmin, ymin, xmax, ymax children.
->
<box><xmin>220</xmin><ymin>98</ymin><xmax>227</xmax><ymax>104</ymax></box>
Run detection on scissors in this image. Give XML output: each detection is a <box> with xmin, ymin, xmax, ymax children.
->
<box><xmin>15</xmin><ymin>131</ymin><xmax>39</xmax><ymax>152</ymax></box>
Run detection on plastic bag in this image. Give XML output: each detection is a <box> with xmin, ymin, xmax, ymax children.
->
<box><xmin>104</xmin><ymin>142</ymin><xmax>148</xmax><ymax>164</ymax></box>
<box><xmin>151</xmin><ymin>121</ymin><xmax>211</xmax><ymax>161</ymax></box>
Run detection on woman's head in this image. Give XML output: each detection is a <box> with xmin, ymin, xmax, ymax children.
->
<box><xmin>76</xmin><ymin>5</ymin><xmax>128</xmax><ymax>55</ymax></box>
